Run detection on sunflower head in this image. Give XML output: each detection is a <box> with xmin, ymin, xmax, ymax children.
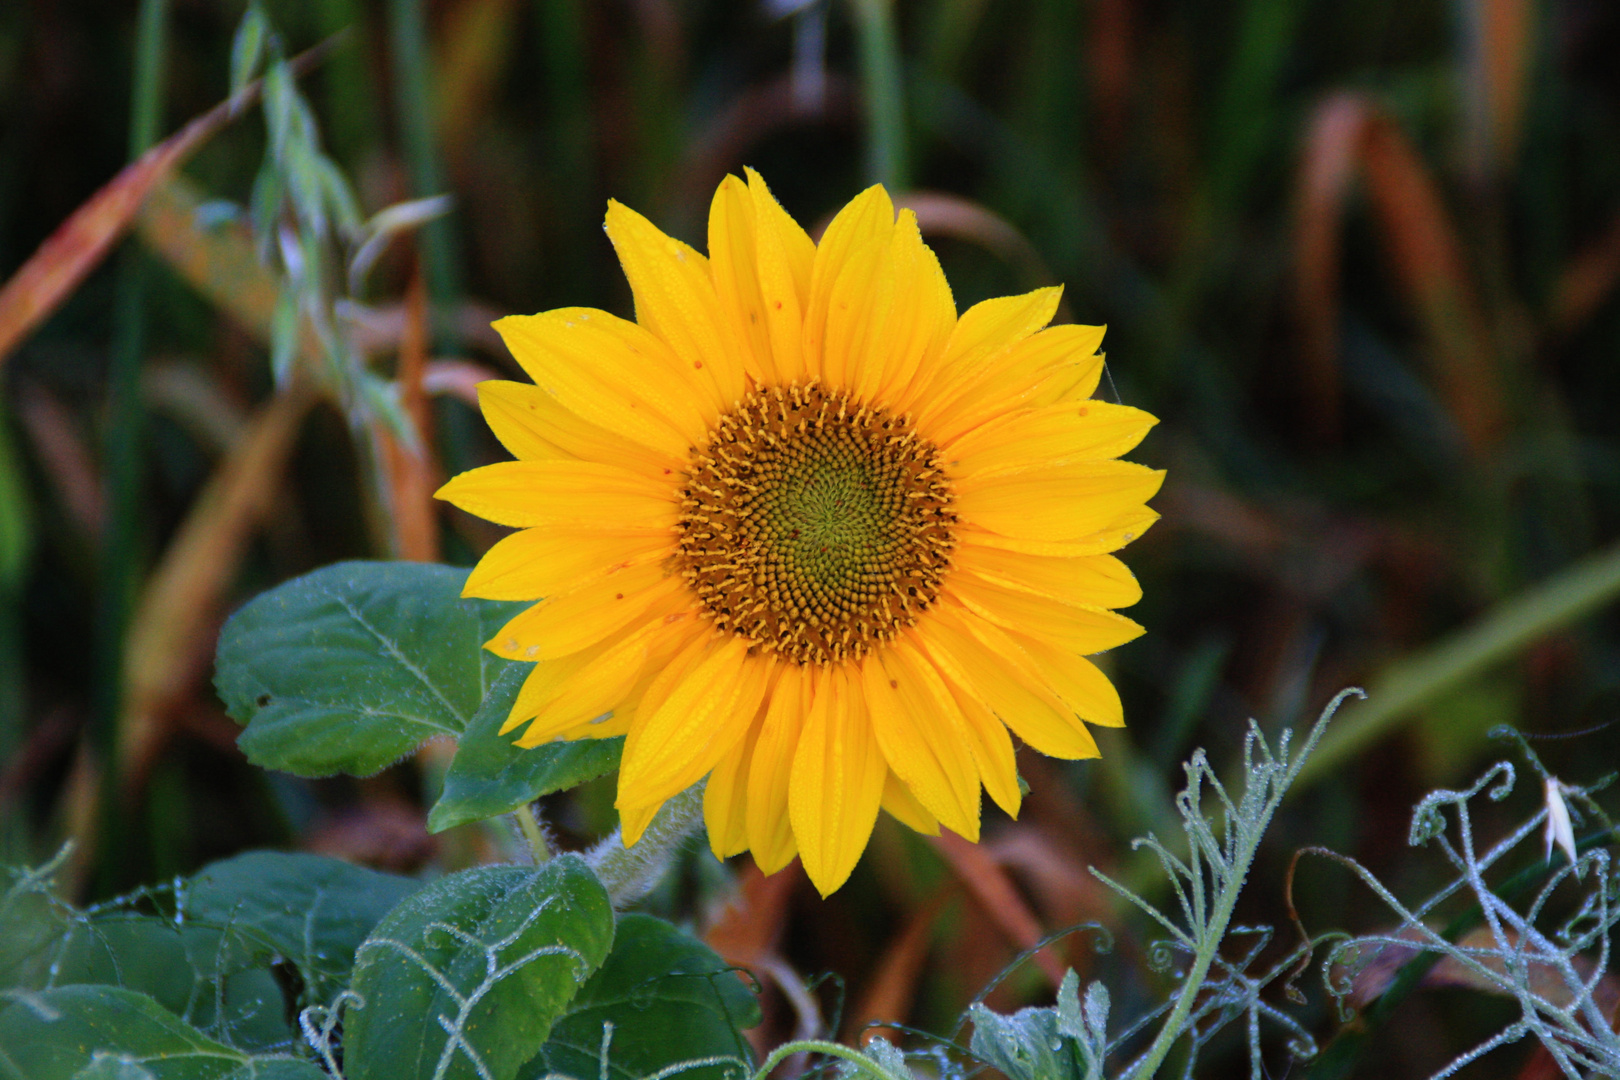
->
<box><xmin>437</xmin><ymin>169</ymin><xmax>1162</xmax><ymax>896</ymax></box>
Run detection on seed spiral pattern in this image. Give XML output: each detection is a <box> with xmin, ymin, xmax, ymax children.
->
<box><xmin>674</xmin><ymin>381</ymin><xmax>957</xmax><ymax>665</ymax></box>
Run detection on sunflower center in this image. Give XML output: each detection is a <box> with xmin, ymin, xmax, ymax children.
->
<box><xmin>675</xmin><ymin>381</ymin><xmax>957</xmax><ymax>664</ymax></box>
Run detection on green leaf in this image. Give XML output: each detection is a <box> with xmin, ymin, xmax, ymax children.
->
<box><xmin>183</xmin><ymin>851</ymin><xmax>421</xmax><ymax>1006</ymax></box>
<box><xmin>0</xmin><ymin>985</ymin><xmax>325</xmax><ymax>1080</ymax></box>
<box><xmin>1</xmin><ymin>860</ymin><xmax>75</xmax><ymax>990</ymax></box>
<box><xmin>0</xmin><ymin>864</ymin><xmax>288</xmax><ymax>1052</ymax></box>
<box><xmin>228</xmin><ymin>4</ymin><xmax>268</xmax><ymax>98</ymax></box>
<box><xmin>428</xmin><ymin>663</ymin><xmax>624</xmax><ymax>834</ymax></box>
<box><xmin>969</xmin><ymin>1003</ymin><xmax>1075</xmax><ymax>1080</ymax></box>
<box><xmin>215</xmin><ymin>561</ymin><xmax>524</xmax><ymax>778</ymax></box>
<box><xmin>70</xmin><ymin>1054</ymin><xmax>157</xmax><ymax>1080</ymax></box>
<box><xmin>344</xmin><ymin>854</ymin><xmax>614</xmax><ymax>1080</ymax></box>
<box><xmin>45</xmin><ymin>914</ymin><xmax>289</xmax><ymax>1052</ymax></box>
<box><xmin>531</xmin><ymin>913</ymin><xmax>760</xmax><ymax>1080</ymax></box>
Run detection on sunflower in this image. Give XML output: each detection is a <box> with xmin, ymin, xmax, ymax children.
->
<box><xmin>437</xmin><ymin>170</ymin><xmax>1162</xmax><ymax>895</ymax></box>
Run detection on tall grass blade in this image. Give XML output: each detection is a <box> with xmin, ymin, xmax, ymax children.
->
<box><xmin>1297</xmin><ymin>539</ymin><xmax>1620</xmax><ymax>789</ymax></box>
<box><xmin>850</xmin><ymin>0</ymin><xmax>909</xmax><ymax>190</ymax></box>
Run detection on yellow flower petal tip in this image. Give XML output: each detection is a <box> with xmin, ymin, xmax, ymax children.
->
<box><xmin>447</xmin><ymin>172</ymin><xmax>1160</xmax><ymax>895</ymax></box>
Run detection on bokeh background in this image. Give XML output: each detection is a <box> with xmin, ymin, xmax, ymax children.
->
<box><xmin>2</xmin><ymin>1</ymin><xmax>1619</xmax><ymax>1076</ymax></box>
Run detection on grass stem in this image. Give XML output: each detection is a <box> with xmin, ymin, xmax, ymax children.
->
<box><xmin>850</xmin><ymin>0</ymin><xmax>909</xmax><ymax>190</ymax></box>
<box><xmin>90</xmin><ymin>0</ymin><xmax>169</xmax><ymax>893</ymax></box>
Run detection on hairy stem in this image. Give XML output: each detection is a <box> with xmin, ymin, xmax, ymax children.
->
<box><xmin>586</xmin><ymin>784</ymin><xmax>705</xmax><ymax>907</ymax></box>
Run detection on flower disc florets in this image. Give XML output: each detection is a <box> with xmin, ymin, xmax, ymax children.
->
<box><xmin>675</xmin><ymin>381</ymin><xmax>957</xmax><ymax>664</ymax></box>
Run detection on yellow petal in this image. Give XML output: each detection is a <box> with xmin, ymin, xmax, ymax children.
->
<box><xmin>619</xmin><ymin>625</ymin><xmax>711</xmax><ymax>733</ymax></box>
<box><xmin>910</xmin><ymin>287</ymin><xmax>1061</xmax><ymax>420</ymax></box>
<box><xmin>952</xmin><ymin>544</ymin><xmax>1142</xmax><ymax>610</ymax></box>
<box><xmin>959</xmin><ymin>505</ymin><xmax>1159</xmax><ymax>557</ymax></box>
<box><xmin>790</xmin><ymin>666</ymin><xmax>886</xmax><ymax>896</ymax></box>
<box><xmin>620</xmin><ymin>801</ymin><xmax>663</xmax><ymax>846</ymax></box>
<box><xmin>803</xmin><ymin>184</ymin><xmax>894</xmax><ymax>388</ymax></box>
<box><xmin>941</xmin><ymin>678</ymin><xmax>1022</xmax><ymax>817</ymax></box>
<box><xmin>852</xmin><ymin>209</ymin><xmax>956</xmax><ymax>407</ymax></box>
<box><xmin>862</xmin><ymin>643</ymin><xmax>980</xmax><ymax>840</ymax></box>
<box><xmin>954</xmin><ymin>460</ymin><xmax>1165</xmax><ymax>543</ymax></box>
<box><xmin>745</xmin><ymin>169</ymin><xmax>814</xmax><ymax>302</ymax></box>
<box><xmin>746</xmin><ymin>168</ymin><xmax>816</xmax><ymax>376</ymax></box>
<box><xmin>747</xmin><ymin>664</ymin><xmax>806</xmax><ymax>874</ymax></box>
<box><xmin>487</xmin><ymin>563</ymin><xmax>684</xmax><ymax>661</ymax></box>
<box><xmin>707</xmin><ymin>175</ymin><xmax>776</xmax><ymax>381</ymax></box>
<box><xmin>463</xmin><ymin>527</ymin><xmax>669</xmax><ymax>602</ymax></box>
<box><xmin>1031</xmin><ymin>350</ymin><xmax>1109</xmax><ymax>406</ymax></box>
<box><xmin>512</xmin><ymin>614</ymin><xmax>686</xmax><ymax>747</ymax></box>
<box><xmin>617</xmin><ymin>640</ymin><xmax>771</xmax><ymax>808</ymax></box>
<box><xmin>880</xmin><ymin>769</ymin><xmax>940</xmax><ymax>835</ymax></box>
<box><xmin>919</xmin><ymin>605</ymin><xmax>1099</xmax><ymax>760</ymax></box>
<box><xmin>704</xmin><ymin>703</ymin><xmax>765</xmax><ymax>859</ymax></box>
<box><xmin>435</xmin><ymin>459</ymin><xmax>676</xmax><ymax>532</ymax></box>
<box><xmin>605</xmin><ymin>200</ymin><xmax>750</xmax><ymax>410</ymax></box>
<box><xmin>502</xmin><ymin>650</ymin><xmax>600</xmax><ymax>735</ymax></box>
<box><xmin>945</xmin><ymin>401</ymin><xmax>1157</xmax><ymax>479</ymax></box>
<box><xmin>923</xmin><ymin>323</ymin><xmax>1104</xmax><ymax>445</ymax></box>
<box><xmin>1002</xmin><ymin>632</ymin><xmax>1125</xmax><ymax>728</ymax></box>
<box><xmin>946</xmin><ymin>572</ymin><xmax>1145</xmax><ymax>655</ymax></box>
<box><xmin>494</xmin><ymin>309</ymin><xmax>710</xmax><ymax>455</ymax></box>
<box><xmin>555</xmin><ymin>712</ymin><xmax>632</xmax><ymax>740</ymax></box>
<box><xmin>477</xmin><ymin>380</ymin><xmax>681</xmax><ymax>474</ymax></box>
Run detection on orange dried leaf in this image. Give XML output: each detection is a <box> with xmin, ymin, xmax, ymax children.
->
<box><xmin>0</xmin><ymin>39</ymin><xmax>335</xmax><ymax>369</ymax></box>
<box><xmin>119</xmin><ymin>387</ymin><xmax>314</xmax><ymax>787</ymax></box>
<box><xmin>1462</xmin><ymin>0</ymin><xmax>1535</xmax><ymax>182</ymax></box>
<box><xmin>374</xmin><ymin>272</ymin><xmax>441</xmax><ymax>563</ymax></box>
<box><xmin>1359</xmin><ymin>113</ymin><xmax>1503</xmax><ymax>452</ymax></box>
<box><xmin>1549</xmin><ymin>210</ymin><xmax>1620</xmax><ymax>335</ymax></box>
<box><xmin>849</xmin><ymin>890</ymin><xmax>949</xmax><ymax>1043</ymax></box>
<box><xmin>1293</xmin><ymin>93</ymin><xmax>1374</xmax><ymax>444</ymax></box>
<box><xmin>931</xmin><ymin>830</ymin><xmax>1067</xmax><ymax>988</ymax></box>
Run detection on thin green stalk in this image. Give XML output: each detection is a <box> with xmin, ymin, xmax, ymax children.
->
<box><xmin>389</xmin><ymin>0</ymin><xmax>478</xmax><ymax>479</ymax></box>
<box><xmin>537</xmin><ymin>0</ymin><xmax>595</xmax><ymax>296</ymax></box>
<box><xmin>850</xmin><ymin>0</ymin><xmax>908</xmax><ymax>190</ymax></box>
<box><xmin>515</xmin><ymin>804</ymin><xmax>551</xmax><ymax>865</ymax></box>
<box><xmin>1296</xmin><ymin>538</ymin><xmax>1620</xmax><ymax>790</ymax></box>
<box><xmin>0</xmin><ymin>400</ymin><xmax>30</xmax><ymax>858</ymax></box>
<box><xmin>1125</xmin><ymin>691</ymin><xmax>1351</xmax><ymax>1080</ymax></box>
<box><xmin>90</xmin><ymin>0</ymin><xmax>169</xmax><ymax>893</ymax></box>
<box><xmin>388</xmin><ymin>0</ymin><xmax>461</xmax><ymax>345</ymax></box>
<box><xmin>753</xmin><ymin>1040</ymin><xmax>895</xmax><ymax>1080</ymax></box>
<box><xmin>128</xmin><ymin>0</ymin><xmax>170</xmax><ymax>158</ymax></box>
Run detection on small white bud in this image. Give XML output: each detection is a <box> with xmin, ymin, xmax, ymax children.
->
<box><xmin>1543</xmin><ymin>777</ymin><xmax>1576</xmax><ymax>865</ymax></box>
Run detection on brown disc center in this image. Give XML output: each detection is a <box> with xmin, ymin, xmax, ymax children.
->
<box><xmin>673</xmin><ymin>381</ymin><xmax>957</xmax><ymax>664</ymax></box>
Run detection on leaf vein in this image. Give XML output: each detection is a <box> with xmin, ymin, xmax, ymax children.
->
<box><xmin>335</xmin><ymin>595</ymin><xmax>468</xmax><ymax>727</ymax></box>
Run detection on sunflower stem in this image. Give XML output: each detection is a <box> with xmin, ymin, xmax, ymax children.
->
<box><xmin>586</xmin><ymin>783</ymin><xmax>705</xmax><ymax>908</ymax></box>
<box><xmin>515</xmin><ymin>803</ymin><xmax>551</xmax><ymax>865</ymax></box>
